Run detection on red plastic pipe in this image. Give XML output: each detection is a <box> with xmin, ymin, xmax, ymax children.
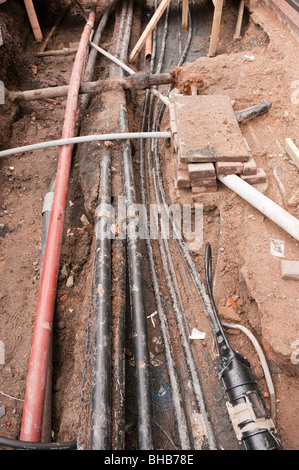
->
<box><xmin>20</xmin><ymin>6</ymin><xmax>96</xmax><ymax>442</ymax></box>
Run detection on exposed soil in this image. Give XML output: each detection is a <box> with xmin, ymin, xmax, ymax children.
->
<box><xmin>0</xmin><ymin>0</ymin><xmax>298</xmax><ymax>451</ymax></box>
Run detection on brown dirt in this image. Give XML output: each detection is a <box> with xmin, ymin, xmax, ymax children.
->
<box><xmin>0</xmin><ymin>0</ymin><xmax>298</xmax><ymax>451</ymax></box>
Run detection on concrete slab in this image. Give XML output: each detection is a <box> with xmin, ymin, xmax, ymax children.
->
<box><xmin>266</xmin><ymin>0</ymin><xmax>299</xmax><ymax>39</ymax></box>
<box><xmin>170</xmin><ymin>94</ymin><xmax>251</xmax><ymax>163</ymax></box>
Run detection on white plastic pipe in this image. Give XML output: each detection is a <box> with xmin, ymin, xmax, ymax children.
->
<box><xmin>218</xmin><ymin>174</ymin><xmax>299</xmax><ymax>241</ymax></box>
<box><xmin>0</xmin><ymin>131</ymin><xmax>171</xmax><ymax>158</ymax></box>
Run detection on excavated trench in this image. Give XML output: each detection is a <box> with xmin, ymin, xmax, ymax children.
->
<box><xmin>0</xmin><ymin>0</ymin><xmax>298</xmax><ymax>451</ymax></box>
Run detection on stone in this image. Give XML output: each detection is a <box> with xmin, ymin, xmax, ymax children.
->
<box><xmin>281</xmin><ymin>260</ymin><xmax>299</xmax><ymax>280</ymax></box>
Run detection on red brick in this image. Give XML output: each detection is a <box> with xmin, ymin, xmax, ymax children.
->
<box><xmin>188</xmin><ymin>162</ymin><xmax>215</xmax><ymax>180</ymax></box>
<box><xmin>191</xmin><ymin>176</ymin><xmax>217</xmax><ymax>187</ymax></box>
<box><xmin>215</xmin><ymin>161</ymin><xmax>243</xmax><ymax>175</ymax></box>
<box><xmin>191</xmin><ymin>185</ymin><xmax>218</xmax><ymax>194</ymax></box>
<box><xmin>178</xmin><ymin>154</ymin><xmax>188</xmax><ymax>171</ymax></box>
<box><xmin>176</xmin><ymin>168</ymin><xmax>190</xmax><ymax>188</ymax></box>
<box><xmin>241</xmin><ymin>168</ymin><xmax>266</xmax><ymax>184</ymax></box>
<box><xmin>243</xmin><ymin>155</ymin><xmax>257</xmax><ymax>175</ymax></box>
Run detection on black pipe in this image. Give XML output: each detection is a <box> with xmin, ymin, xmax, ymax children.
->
<box><xmin>0</xmin><ymin>436</ymin><xmax>76</xmax><ymax>450</ymax></box>
<box><xmin>77</xmin><ymin>1</ymin><xmax>117</xmax><ymax>450</ymax></box>
<box><xmin>120</xmin><ymin>104</ymin><xmax>154</xmax><ymax>450</ymax></box>
<box><xmin>90</xmin><ymin>152</ymin><xmax>112</xmax><ymax>450</ymax></box>
<box><xmin>118</xmin><ymin>0</ymin><xmax>154</xmax><ymax>450</ymax></box>
<box><xmin>79</xmin><ymin>0</ymin><xmax>117</xmax><ymax>116</ymax></box>
<box><xmin>149</xmin><ymin>146</ymin><xmax>217</xmax><ymax>449</ymax></box>
<box><xmin>235</xmin><ymin>101</ymin><xmax>272</xmax><ymax>123</ymax></box>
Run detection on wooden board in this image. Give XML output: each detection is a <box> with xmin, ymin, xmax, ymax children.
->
<box><xmin>285</xmin><ymin>138</ymin><xmax>299</xmax><ymax>170</ymax></box>
<box><xmin>129</xmin><ymin>0</ymin><xmax>171</xmax><ymax>63</ymax></box>
<box><xmin>171</xmin><ymin>94</ymin><xmax>250</xmax><ymax>163</ymax></box>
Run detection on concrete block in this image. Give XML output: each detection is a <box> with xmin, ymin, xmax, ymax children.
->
<box><xmin>281</xmin><ymin>260</ymin><xmax>299</xmax><ymax>280</ymax></box>
<box><xmin>215</xmin><ymin>161</ymin><xmax>243</xmax><ymax>175</ymax></box>
<box><xmin>241</xmin><ymin>168</ymin><xmax>266</xmax><ymax>184</ymax></box>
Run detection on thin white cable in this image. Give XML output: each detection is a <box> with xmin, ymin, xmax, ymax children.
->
<box><xmin>0</xmin><ymin>132</ymin><xmax>171</xmax><ymax>158</ymax></box>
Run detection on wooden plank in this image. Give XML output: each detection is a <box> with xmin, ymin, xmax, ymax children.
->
<box><xmin>129</xmin><ymin>0</ymin><xmax>171</xmax><ymax>63</ymax></box>
<box><xmin>173</xmin><ymin>94</ymin><xmax>250</xmax><ymax>163</ymax></box>
<box><xmin>39</xmin><ymin>5</ymin><xmax>70</xmax><ymax>53</ymax></box>
<box><xmin>234</xmin><ymin>0</ymin><xmax>245</xmax><ymax>39</ymax></box>
<box><xmin>208</xmin><ymin>0</ymin><xmax>224</xmax><ymax>57</ymax></box>
<box><xmin>285</xmin><ymin>138</ymin><xmax>299</xmax><ymax>170</ymax></box>
<box><xmin>182</xmin><ymin>0</ymin><xmax>189</xmax><ymax>32</ymax></box>
<box><xmin>23</xmin><ymin>0</ymin><xmax>43</xmax><ymax>42</ymax></box>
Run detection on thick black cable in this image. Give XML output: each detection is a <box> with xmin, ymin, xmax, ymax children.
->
<box><xmin>0</xmin><ymin>436</ymin><xmax>76</xmax><ymax>450</ymax></box>
<box><xmin>77</xmin><ymin>1</ymin><xmax>117</xmax><ymax>450</ymax></box>
<box><xmin>120</xmin><ymin>104</ymin><xmax>154</xmax><ymax>450</ymax></box>
<box><xmin>148</xmin><ymin>6</ymin><xmax>220</xmax><ymax>450</ymax></box>
<box><xmin>118</xmin><ymin>0</ymin><xmax>154</xmax><ymax>450</ymax></box>
<box><xmin>204</xmin><ymin>243</ymin><xmax>232</xmax><ymax>356</ymax></box>
<box><xmin>138</xmin><ymin>4</ymin><xmax>192</xmax><ymax>450</ymax></box>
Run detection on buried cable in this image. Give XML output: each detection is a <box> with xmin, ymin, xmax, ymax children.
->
<box><xmin>90</xmin><ymin>153</ymin><xmax>112</xmax><ymax>450</ymax></box>
<box><xmin>118</xmin><ymin>0</ymin><xmax>154</xmax><ymax>449</ymax></box>
<box><xmin>204</xmin><ymin>243</ymin><xmax>282</xmax><ymax>450</ymax></box>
